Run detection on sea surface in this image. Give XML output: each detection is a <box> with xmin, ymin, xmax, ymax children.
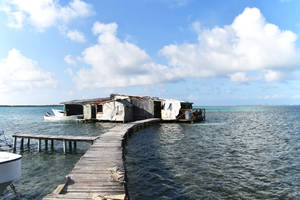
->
<box><xmin>1</xmin><ymin>106</ymin><xmax>300</xmax><ymax>200</ymax></box>
<box><xmin>125</xmin><ymin>106</ymin><xmax>300</xmax><ymax>200</ymax></box>
<box><xmin>0</xmin><ymin>106</ymin><xmax>116</xmax><ymax>200</ymax></box>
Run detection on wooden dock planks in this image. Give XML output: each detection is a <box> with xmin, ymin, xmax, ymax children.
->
<box><xmin>43</xmin><ymin>118</ymin><xmax>160</xmax><ymax>200</ymax></box>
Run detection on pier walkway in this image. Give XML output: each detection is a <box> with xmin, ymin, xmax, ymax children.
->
<box><xmin>43</xmin><ymin>118</ymin><xmax>160</xmax><ymax>200</ymax></box>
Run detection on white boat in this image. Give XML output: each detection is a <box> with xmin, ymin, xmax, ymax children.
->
<box><xmin>44</xmin><ymin>109</ymin><xmax>82</xmax><ymax>121</ymax></box>
<box><xmin>52</xmin><ymin>109</ymin><xmax>65</xmax><ymax>117</ymax></box>
<box><xmin>0</xmin><ymin>152</ymin><xmax>22</xmax><ymax>194</ymax></box>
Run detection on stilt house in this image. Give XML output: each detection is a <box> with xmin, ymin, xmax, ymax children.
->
<box><xmin>60</xmin><ymin>94</ymin><xmax>205</xmax><ymax>122</ymax></box>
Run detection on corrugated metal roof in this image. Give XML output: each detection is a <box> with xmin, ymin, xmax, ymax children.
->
<box><xmin>61</xmin><ymin>97</ymin><xmax>111</xmax><ymax>105</ymax></box>
<box><xmin>61</xmin><ymin>94</ymin><xmax>193</xmax><ymax>105</ymax></box>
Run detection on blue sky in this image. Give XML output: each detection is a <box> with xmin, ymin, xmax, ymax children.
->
<box><xmin>1</xmin><ymin>0</ymin><xmax>300</xmax><ymax>105</ymax></box>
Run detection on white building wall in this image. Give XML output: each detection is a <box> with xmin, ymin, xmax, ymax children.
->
<box><xmin>96</xmin><ymin>101</ymin><xmax>125</xmax><ymax>122</ymax></box>
<box><xmin>161</xmin><ymin>99</ymin><xmax>181</xmax><ymax>120</ymax></box>
<box><xmin>83</xmin><ymin>104</ymin><xmax>91</xmax><ymax>119</ymax></box>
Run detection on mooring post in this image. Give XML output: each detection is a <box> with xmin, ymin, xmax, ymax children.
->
<box><xmin>20</xmin><ymin>138</ymin><xmax>24</xmax><ymax>151</ymax></box>
<box><xmin>45</xmin><ymin>139</ymin><xmax>48</xmax><ymax>151</ymax></box>
<box><xmin>38</xmin><ymin>139</ymin><xmax>41</xmax><ymax>152</ymax></box>
<box><xmin>13</xmin><ymin>136</ymin><xmax>17</xmax><ymax>152</ymax></box>
<box><xmin>51</xmin><ymin>139</ymin><xmax>54</xmax><ymax>151</ymax></box>
<box><xmin>27</xmin><ymin>138</ymin><xmax>30</xmax><ymax>149</ymax></box>
<box><xmin>63</xmin><ymin>139</ymin><xmax>66</xmax><ymax>154</ymax></box>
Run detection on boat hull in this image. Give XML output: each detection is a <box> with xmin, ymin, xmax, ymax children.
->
<box><xmin>0</xmin><ymin>152</ymin><xmax>22</xmax><ymax>194</ymax></box>
<box><xmin>43</xmin><ymin>115</ymin><xmax>82</xmax><ymax>121</ymax></box>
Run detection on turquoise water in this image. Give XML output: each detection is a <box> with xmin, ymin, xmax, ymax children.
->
<box><xmin>125</xmin><ymin>106</ymin><xmax>300</xmax><ymax>199</ymax></box>
<box><xmin>1</xmin><ymin>106</ymin><xmax>300</xmax><ymax>200</ymax></box>
<box><xmin>0</xmin><ymin>106</ymin><xmax>116</xmax><ymax>200</ymax></box>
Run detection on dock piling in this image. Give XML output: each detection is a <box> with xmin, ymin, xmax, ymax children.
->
<box><xmin>20</xmin><ymin>138</ymin><xmax>24</xmax><ymax>151</ymax></box>
<box><xmin>13</xmin><ymin>136</ymin><xmax>17</xmax><ymax>152</ymax></box>
<box><xmin>38</xmin><ymin>139</ymin><xmax>41</xmax><ymax>152</ymax></box>
<box><xmin>51</xmin><ymin>140</ymin><xmax>54</xmax><ymax>151</ymax></box>
<box><xmin>45</xmin><ymin>139</ymin><xmax>48</xmax><ymax>151</ymax></box>
<box><xmin>74</xmin><ymin>141</ymin><xmax>77</xmax><ymax>152</ymax></box>
<box><xmin>63</xmin><ymin>140</ymin><xmax>66</xmax><ymax>154</ymax></box>
<box><xmin>27</xmin><ymin>138</ymin><xmax>30</xmax><ymax>149</ymax></box>
<box><xmin>68</xmin><ymin>141</ymin><xmax>72</xmax><ymax>152</ymax></box>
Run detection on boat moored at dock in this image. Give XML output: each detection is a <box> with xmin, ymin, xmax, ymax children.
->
<box><xmin>44</xmin><ymin>109</ymin><xmax>83</xmax><ymax>121</ymax></box>
<box><xmin>0</xmin><ymin>152</ymin><xmax>22</xmax><ymax>194</ymax></box>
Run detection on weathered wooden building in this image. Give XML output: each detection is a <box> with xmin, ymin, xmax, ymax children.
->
<box><xmin>60</xmin><ymin>94</ymin><xmax>205</xmax><ymax>123</ymax></box>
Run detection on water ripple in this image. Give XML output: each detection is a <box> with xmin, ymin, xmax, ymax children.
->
<box><xmin>125</xmin><ymin>106</ymin><xmax>300</xmax><ymax>200</ymax></box>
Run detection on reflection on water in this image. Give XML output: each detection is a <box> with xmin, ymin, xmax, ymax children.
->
<box><xmin>125</xmin><ymin>106</ymin><xmax>300</xmax><ymax>200</ymax></box>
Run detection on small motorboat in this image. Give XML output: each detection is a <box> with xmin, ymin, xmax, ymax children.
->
<box><xmin>0</xmin><ymin>152</ymin><xmax>22</xmax><ymax>194</ymax></box>
<box><xmin>44</xmin><ymin>109</ymin><xmax>83</xmax><ymax>121</ymax></box>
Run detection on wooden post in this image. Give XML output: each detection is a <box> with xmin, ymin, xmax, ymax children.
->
<box><xmin>27</xmin><ymin>138</ymin><xmax>30</xmax><ymax>149</ymax></box>
<box><xmin>20</xmin><ymin>138</ymin><xmax>24</xmax><ymax>151</ymax></box>
<box><xmin>51</xmin><ymin>140</ymin><xmax>54</xmax><ymax>151</ymax></box>
<box><xmin>38</xmin><ymin>139</ymin><xmax>41</xmax><ymax>152</ymax></box>
<box><xmin>63</xmin><ymin>139</ymin><xmax>66</xmax><ymax>154</ymax></box>
<box><xmin>69</xmin><ymin>141</ymin><xmax>72</xmax><ymax>152</ymax></box>
<box><xmin>74</xmin><ymin>141</ymin><xmax>77</xmax><ymax>152</ymax></box>
<box><xmin>13</xmin><ymin>137</ymin><xmax>17</xmax><ymax>152</ymax></box>
<box><xmin>45</xmin><ymin>139</ymin><xmax>48</xmax><ymax>151</ymax></box>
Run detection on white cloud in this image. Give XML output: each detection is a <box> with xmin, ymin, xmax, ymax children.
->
<box><xmin>66</xmin><ymin>30</ymin><xmax>85</xmax><ymax>42</ymax></box>
<box><xmin>92</xmin><ymin>22</ymin><xmax>118</xmax><ymax>35</ymax></box>
<box><xmin>0</xmin><ymin>49</ymin><xmax>56</xmax><ymax>93</ymax></box>
<box><xmin>160</xmin><ymin>7</ymin><xmax>299</xmax><ymax>82</ymax></box>
<box><xmin>64</xmin><ymin>55</ymin><xmax>77</xmax><ymax>65</ymax></box>
<box><xmin>229</xmin><ymin>72</ymin><xmax>260</xmax><ymax>83</ymax></box>
<box><xmin>73</xmin><ymin>21</ymin><xmax>175</xmax><ymax>89</ymax></box>
<box><xmin>1</xmin><ymin>0</ymin><xmax>92</xmax><ymax>30</ymax></box>
<box><xmin>73</xmin><ymin>8</ymin><xmax>300</xmax><ymax>89</ymax></box>
<box><xmin>264</xmin><ymin>70</ymin><xmax>284</xmax><ymax>82</ymax></box>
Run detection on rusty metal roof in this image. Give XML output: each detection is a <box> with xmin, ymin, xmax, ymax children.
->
<box><xmin>61</xmin><ymin>97</ymin><xmax>111</xmax><ymax>105</ymax></box>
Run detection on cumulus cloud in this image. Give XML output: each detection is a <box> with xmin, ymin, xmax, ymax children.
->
<box><xmin>264</xmin><ymin>70</ymin><xmax>284</xmax><ymax>82</ymax></box>
<box><xmin>66</xmin><ymin>30</ymin><xmax>86</xmax><ymax>42</ymax></box>
<box><xmin>0</xmin><ymin>49</ymin><xmax>56</xmax><ymax>93</ymax></box>
<box><xmin>160</xmin><ymin>7</ymin><xmax>299</xmax><ymax>83</ymax></box>
<box><xmin>72</xmin><ymin>8</ymin><xmax>299</xmax><ymax>89</ymax></box>
<box><xmin>1</xmin><ymin>0</ymin><xmax>92</xmax><ymax>30</ymax></box>
<box><xmin>229</xmin><ymin>72</ymin><xmax>260</xmax><ymax>83</ymax></box>
<box><xmin>73</xmin><ymin>22</ymin><xmax>175</xmax><ymax>89</ymax></box>
<box><xmin>64</xmin><ymin>55</ymin><xmax>77</xmax><ymax>65</ymax></box>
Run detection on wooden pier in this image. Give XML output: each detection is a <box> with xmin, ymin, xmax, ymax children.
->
<box><xmin>12</xmin><ymin>134</ymin><xmax>98</xmax><ymax>153</ymax></box>
<box><xmin>43</xmin><ymin>118</ymin><xmax>160</xmax><ymax>200</ymax></box>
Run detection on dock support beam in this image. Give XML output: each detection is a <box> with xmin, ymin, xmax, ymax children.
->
<box><xmin>45</xmin><ymin>139</ymin><xmax>48</xmax><ymax>151</ymax></box>
<box><xmin>74</xmin><ymin>141</ymin><xmax>77</xmax><ymax>152</ymax></box>
<box><xmin>13</xmin><ymin>137</ymin><xmax>17</xmax><ymax>152</ymax></box>
<box><xmin>63</xmin><ymin>140</ymin><xmax>66</xmax><ymax>154</ymax></box>
<box><xmin>51</xmin><ymin>140</ymin><xmax>54</xmax><ymax>151</ymax></box>
<box><xmin>68</xmin><ymin>141</ymin><xmax>72</xmax><ymax>152</ymax></box>
<box><xmin>20</xmin><ymin>138</ymin><xmax>24</xmax><ymax>151</ymax></box>
<box><xmin>27</xmin><ymin>138</ymin><xmax>30</xmax><ymax>149</ymax></box>
<box><xmin>38</xmin><ymin>139</ymin><xmax>41</xmax><ymax>152</ymax></box>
